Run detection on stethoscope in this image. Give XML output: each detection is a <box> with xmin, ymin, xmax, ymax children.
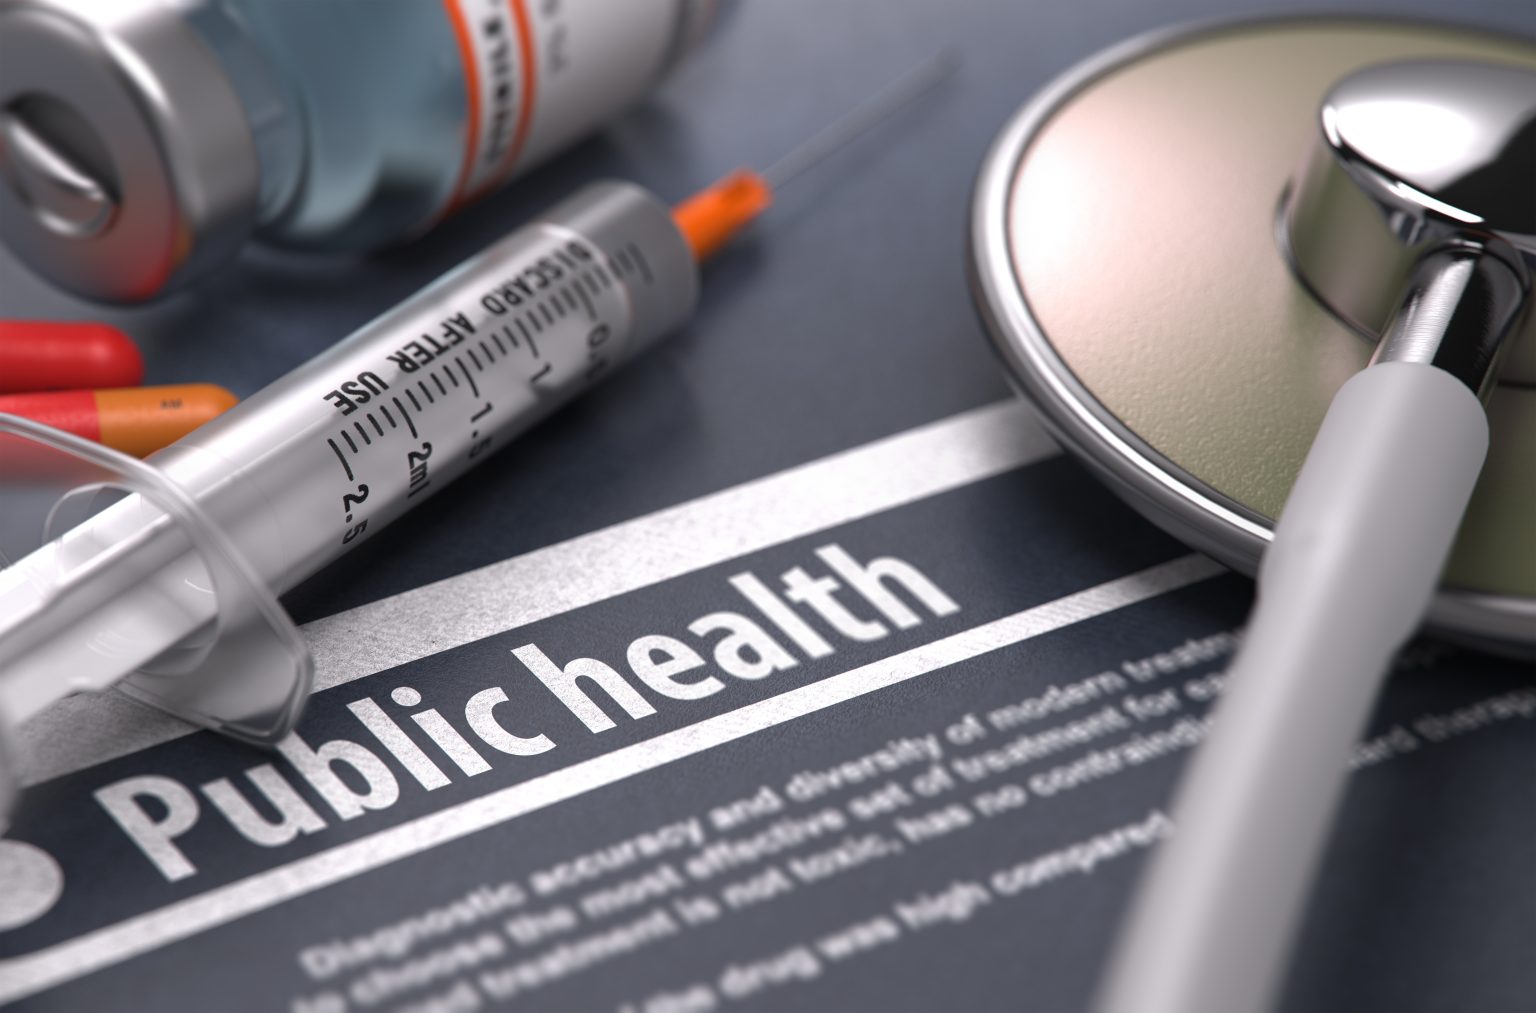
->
<box><xmin>967</xmin><ymin>16</ymin><xmax>1533</xmax><ymax>1012</ymax></box>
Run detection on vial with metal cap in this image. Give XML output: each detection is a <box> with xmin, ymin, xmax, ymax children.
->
<box><xmin>0</xmin><ymin>0</ymin><xmax>716</xmax><ymax>303</ymax></box>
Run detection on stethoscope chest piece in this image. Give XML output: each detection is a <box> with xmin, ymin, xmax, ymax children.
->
<box><xmin>970</xmin><ymin>16</ymin><xmax>1536</xmax><ymax>652</ymax></box>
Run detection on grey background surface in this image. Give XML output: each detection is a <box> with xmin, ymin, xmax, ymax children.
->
<box><xmin>2</xmin><ymin>2</ymin><xmax>1534</xmax><ymax>1011</ymax></box>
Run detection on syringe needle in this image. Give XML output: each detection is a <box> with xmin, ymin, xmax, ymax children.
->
<box><xmin>758</xmin><ymin>50</ymin><xmax>960</xmax><ymax>191</ymax></box>
<box><xmin>671</xmin><ymin>51</ymin><xmax>960</xmax><ymax>261</ymax></box>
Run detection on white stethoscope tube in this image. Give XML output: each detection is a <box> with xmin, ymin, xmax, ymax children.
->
<box><xmin>1097</xmin><ymin>362</ymin><xmax>1491</xmax><ymax>1013</ymax></box>
<box><xmin>1097</xmin><ymin>58</ymin><xmax>1534</xmax><ymax>1012</ymax></box>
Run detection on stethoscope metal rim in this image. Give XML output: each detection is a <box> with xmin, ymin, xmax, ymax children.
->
<box><xmin>967</xmin><ymin>14</ymin><xmax>1536</xmax><ymax>654</ymax></box>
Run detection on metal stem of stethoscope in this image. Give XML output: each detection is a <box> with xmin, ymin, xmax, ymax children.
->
<box><xmin>1099</xmin><ymin>60</ymin><xmax>1534</xmax><ymax>1013</ymax></box>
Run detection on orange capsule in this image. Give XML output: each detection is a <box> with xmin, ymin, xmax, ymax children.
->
<box><xmin>0</xmin><ymin>321</ymin><xmax>144</xmax><ymax>393</ymax></box>
<box><xmin>0</xmin><ymin>384</ymin><xmax>238</xmax><ymax>457</ymax></box>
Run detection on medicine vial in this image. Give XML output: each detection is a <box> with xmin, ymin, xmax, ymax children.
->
<box><xmin>0</xmin><ymin>0</ymin><xmax>715</xmax><ymax>302</ymax></box>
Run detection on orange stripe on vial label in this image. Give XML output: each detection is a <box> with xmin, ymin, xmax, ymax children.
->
<box><xmin>440</xmin><ymin>0</ymin><xmax>483</xmax><ymax>213</ymax></box>
<box><xmin>439</xmin><ymin>0</ymin><xmax>536</xmax><ymax>214</ymax></box>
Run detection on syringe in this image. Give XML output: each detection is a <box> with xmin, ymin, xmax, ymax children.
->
<box><xmin>0</xmin><ymin>55</ymin><xmax>955</xmax><ymax>816</ymax></box>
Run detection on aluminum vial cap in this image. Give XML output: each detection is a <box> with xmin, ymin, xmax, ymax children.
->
<box><xmin>0</xmin><ymin>0</ymin><xmax>259</xmax><ymax>302</ymax></box>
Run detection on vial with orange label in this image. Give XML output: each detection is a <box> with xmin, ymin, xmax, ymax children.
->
<box><xmin>0</xmin><ymin>0</ymin><xmax>716</xmax><ymax>302</ymax></box>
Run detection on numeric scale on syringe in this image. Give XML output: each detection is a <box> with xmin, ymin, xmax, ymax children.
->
<box><xmin>0</xmin><ymin>55</ymin><xmax>957</xmax><ymax>818</ymax></box>
<box><xmin>315</xmin><ymin>225</ymin><xmax>652</xmax><ymax>552</ymax></box>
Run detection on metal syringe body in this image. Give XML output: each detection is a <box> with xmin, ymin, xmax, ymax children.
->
<box><xmin>159</xmin><ymin>181</ymin><xmax>697</xmax><ymax>596</ymax></box>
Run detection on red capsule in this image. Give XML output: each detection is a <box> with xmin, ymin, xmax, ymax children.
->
<box><xmin>0</xmin><ymin>321</ymin><xmax>144</xmax><ymax>393</ymax></box>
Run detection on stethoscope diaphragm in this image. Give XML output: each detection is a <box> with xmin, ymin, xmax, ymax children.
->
<box><xmin>968</xmin><ymin>15</ymin><xmax>1536</xmax><ymax>653</ymax></box>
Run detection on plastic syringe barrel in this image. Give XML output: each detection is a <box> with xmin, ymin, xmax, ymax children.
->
<box><xmin>154</xmin><ymin>181</ymin><xmax>697</xmax><ymax>596</ymax></box>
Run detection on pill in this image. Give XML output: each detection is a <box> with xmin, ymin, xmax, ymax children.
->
<box><xmin>0</xmin><ymin>321</ymin><xmax>145</xmax><ymax>393</ymax></box>
<box><xmin>0</xmin><ymin>384</ymin><xmax>238</xmax><ymax>457</ymax></box>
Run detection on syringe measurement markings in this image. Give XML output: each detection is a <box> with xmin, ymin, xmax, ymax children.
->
<box><xmin>349</xmin><ymin>240</ymin><xmax>610</xmax><ymax>512</ymax></box>
<box><xmin>392</xmin><ymin>396</ymin><xmax>419</xmax><ymax>439</ymax></box>
<box><xmin>379</xmin><ymin>246</ymin><xmax>622</xmax><ymax>411</ymax></box>
<box><xmin>327</xmin><ymin>438</ymin><xmax>355</xmax><ymax>481</ymax></box>
<box><xmin>627</xmin><ymin>243</ymin><xmax>654</xmax><ymax>284</ymax></box>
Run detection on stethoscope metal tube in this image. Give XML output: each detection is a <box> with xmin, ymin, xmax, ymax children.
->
<box><xmin>1370</xmin><ymin>241</ymin><xmax>1527</xmax><ymax>389</ymax></box>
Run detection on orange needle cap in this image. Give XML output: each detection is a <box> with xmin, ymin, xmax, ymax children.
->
<box><xmin>671</xmin><ymin>169</ymin><xmax>774</xmax><ymax>262</ymax></box>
